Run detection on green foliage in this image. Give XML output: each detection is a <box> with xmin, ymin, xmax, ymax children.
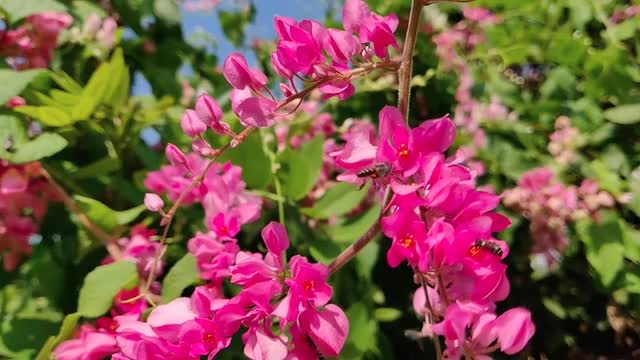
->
<box><xmin>302</xmin><ymin>183</ymin><xmax>369</xmax><ymax>219</ymax></box>
<box><xmin>0</xmin><ymin>69</ymin><xmax>46</xmax><ymax>105</ymax></box>
<box><xmin>220</xmin><ymin>131</ymin><xmax>273</xmax><ymax>189</ymax></box>
<box><xmin>277</xmin><ymin>135</ymin><xmax>325</xmax><ymax>201</ymax></box>
<box><xmin>35</xmin><ymin>313</ymin><xmax>81</xmax><ymax>360</ymax></box>
<box><xmin>77</xmin><ymin>261</ymin><xmax>138</xmax><ymax>317</ymax></box>
<box><xmin>161</xmin><ymin>254</ymin><xmax>201</xmax><ymax>303</ymax></box>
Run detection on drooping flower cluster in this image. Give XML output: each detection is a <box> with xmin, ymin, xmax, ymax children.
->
<box><xmin>69</xmin><ymin>14</ymin><xmax>118</xmax><ymax>52</ymax></box>
<box><xmin>145</xmin><ymin>150</ymin><xmax>262</xmax><ymax>232</ymax></box>
<box><xmin>610</xmin><ymin>5</ymin><xmax>640</xmax><ymax>24</ymax></box>
<box><xmin>503</xmin><ymin>167</ymin><xmax>614</xmax><ymax>271</ymax></box>
<box><xmin>548</xmin><ymin>116</ymin><xmax>582</xmax><ymax>166</ymax></box>
<box><xmin>112</xmin><ymin>222</ymin><xmax>348</xmax><ymax>360</ymax></box>
<box><xmin>219</xmin><ymin>0</ymin><xmax>398</xmax><ymax>129</ymax></box>
<box><xmin>333</xmin><ymin>106</ymin><xmax>535</xmax><ymax>358</ymax></box>
<box><xmin>0</xmin><ymin>161</ymin><xmax>58</xmax><ymax>270</ymax></box>
<box><xmin>0</xmin><ymin>12</ymin><xmax>73</xmax><ymax>69</ymax></box>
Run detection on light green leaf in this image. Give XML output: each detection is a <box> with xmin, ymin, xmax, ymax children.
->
<box><xmin>161</xmin><ymin>254</ymin><xmax>201</xmax><ymax>303</ymax></box>
<box><xmin>309</xmin><ymin>238</ymin><xmax>342</xmax><ymax>265</ymax></box>
<box><xmin>576</xmin><ymin>217</ymin><xmax>625</xmax><ymax>288</ymax></box>
<box><xmin>73</xmin><ymin>195</ymin><xmax>118</xmax><ymax>231</ymax></box>
<box><xmin>15</xmin><ymin>106</ymin><xmax>73</xmax><ymax>127</ymax></box>
<box><xmin>0</xmin><ymin>69</ymin><xmax>45</xmax><ymax>104</ymax></box>
<box><xmin>102</xmin><ymin>48</ymin><xmax>130</xmax><ymax>108</ymax></box>
<box><xmin>35</xmin><ymin>313</ymin><xmax>81</xmax><ymax>360</ymax></box>
<box><xmin>604</xmin><ymin>104</ymin><xmax>640</xmax><ymax>124</ymax></box>
<box><xmin>78</xmin><ymin>261</ymin><xmax>139</xmax><ymax>317</ymax></box>
<box><xmin>114</xmin><ymin>205</ymin><xmax>147</xmax><ymax>225</ymax></box>
<box><xmin>301</xmin><ymin>183</ymin><xmax>368</xmax><ymax>219</ymax></box>
<box><xmin>153</xmin><ymin>0</ymin><xmax>181</xmax><ymax>25</ymax></box>
<box><xmin>582</xmin><ymin>160</ymin><xmax>623</xmax><ymax>195</ymax></box>
<box><xmin>0</xmin><ymin>0</ymin><xmax>66</xmax><ymax>24</ymax></box>
<box><xmin>49</xmin><ymin>71</ymin><xmax>83</xmax><ymax>94</ymax></box>
<box><xmin>374</xmin><ymin>308</ymin><xmax>402</xmax><ymax>322</ymax></box>
<box><xmin>278</xmin><ymin>136</ymin><xmax>324</xmax><ymax>201</ymax></box>
<box><xmin>8</xmin><ymin>133</ymin><xmax>68</xmax><ymax>164</ymax></box>
<box><xmin>346</xmin><ymin>303</ymin><xmax>376</xmax><ymax>353</ymax></box>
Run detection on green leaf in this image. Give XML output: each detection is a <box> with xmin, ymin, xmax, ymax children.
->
<box><xmin>0</xmin><ymin>0</ymin><xmax>66</xmax><ymax>24</ymax></box>
<box><xmin>35</xmin><ymin>313</ymin><xmax>81</xmax><ymax>360</ymax></box>
<box><xmin>161</xmin><ymin>254</ymin><xmax>201</xmax><ymax>303</ymax></box>
<box><xmin>220</xmin><ymin>131</ymin><xmax>272</xmax><ymax>189</ymax></box>
<box><xmin>15</xmin><ymin>106</ymin><xmax>73</xmax><ymax>127</ymax></box>
<box><xmin>73</xmin><ymin>195</ymin><xmax>118</xmax><ymax>231</ymax></box>
<box><xmin>374</xmin><ymin>308</ymin><xmax>402</xmax><ymax>322</ymax></box>
<box><xmin>301</xmin><ymin>183</ymin><xmax>368</xmax><ymax>219</ymax></box>
<box><xmin>582</xmin><ymin>160</ymin><xmax>624</xmax><ymax>195</ymax></box>
<box><xmin>309</xmin><ymin>237</ymin><xmax>342</xmax><ymax>265</ymax></box>
<box><xmin>73</xmin><ymin>195</ymin><xmax>145</xmax><ymax>231</ymax></box>
<box><xmin>102</xmin><ymin>48</ymin><xmax>130</xmax><ymax>108</ymax></box>
<box><xmin>8</xmin><ymin>133</ymin><xmax>68</xmax><ymax>164</ymax></box>
<box><xmin>604</xmin><ymin>104</ymin><xmax>640</xmax><ymax>124</ymax></box>
<box><xmin>277</xmin><ymin>136</ymin><xmax>324</xmax><ymax>201</ymax></box>
<box><xmin>153</xmin><ymin>0</ymin><xmax>181</xmax><ymax>25</ymax></box>
<box><xmin>346</xmin><ymin>303</ymin><xmax>376</xmax><ymax>353</ymax></box>
<box><xmin>0</xmin><ymin>69</ymin><xmax>45</xmax><ymax>104</ymax></box>
<box><xmin>77</xmin><ymin>261</ymin><xmax>139</xmax><ymax>317</ymax></box>
<box><xmin>576</xmin><ymin>217</ymin><xmax>625</xmax><ymax>288</ymax></box>
<box><xmin>328</xmin><ymin>205</ymin><xmax>381</xmax><ymax>244</ymax></box>
<box><xmin>71</xmin><ymin>157</ymin><xmax>122</xmax><ymax>179</ymax></box>
<box><xmin>621</xmin><ymin>221</ymin><xmax>640</xmax><ymax>263</ymax></box>
<box><xmin>49</xmin><ymin>71</ymin><xmax>83</xmax><ymax>94</ymax></box>
<box><xmin>114</xmin><ymin>205</ymin><xmax>147</xmax><ymax>225</ymax></box>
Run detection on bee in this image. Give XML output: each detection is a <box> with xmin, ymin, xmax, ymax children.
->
<box><xmin>503</xmin><ymin>63</ymin><xmax>547</xmax><ymax>89</ymax></box>
<box><xmin>357</xmin><ymin>162</ymin><xmax>392</xmax><ymax>179</ymax></box>
<box><xmin>3</xmin><ymin>135</ymin><xmax>14</xmax><ymax>153</ymax></box>
<box><xmin>356</xmin><ymin>162</ymin><xmax>392</xmax><ymax>189</ymax></box>
<box><xmin>471</xmin><ymin>240</ymin><xmax>504</xmax><ymax>257</ymax></box>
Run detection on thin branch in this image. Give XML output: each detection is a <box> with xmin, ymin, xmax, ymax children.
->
<box><xmin>41</xmin><ymin>168</ymin><xmax>123</xmax><ymax>260</ymax></box>
<box><xmin>397</xmin><ymin>0</ymin><xmax>425</xmax><ymax>120</ymax></box>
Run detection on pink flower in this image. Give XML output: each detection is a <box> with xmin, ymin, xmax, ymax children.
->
<box><xmin>164</xmin><ymin>143</ymin><xmax>189</xmax><ymax>169</ymax></box>
<box><xmin>188</xmin><ymin>232</ymin><xmax>239</xmax><ymax>282</ymax></box>
<box><xmin>223</xmin><ymin>53</ymin><xmax>268</xmax><ymax>90</ymax></box>
<box><xmin>195</xmin><ymin>94</ymin><xmax>231</xmax><ymax>135</ymax></box>
<box><xmin>299</xmin><ymin>305</ymin><xmax>349</xmax><ymax>358</ymax></box>
<box><xmin>181</xmin><ymin>109</ymin><xmax>207</xmax><ymax>137</ymax></box>
<box><xmin>144</xmin><ymin>193</ymin><xmax>164</xmax><ymax>212</ymax></box>
<box><xmin>54</xmin><ymin>325</ymin><xmax>119</xmax><ymax>360</ymax></box>
<box><xmin>494</xmin><ymin>308</ymin><xmax>536</xmax><ymax>354</ymax></box>
<box><xmin>0</xmin><ymin>168</ymin><xmax>28</xmax><ymax>194</ymax></box>
<box><xmin>243</xmin><ymin>328</ymin><xmax>288</xmax><ymax>360</ymax></box>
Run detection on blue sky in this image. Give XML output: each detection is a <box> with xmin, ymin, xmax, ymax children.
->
<box><xmin>132</xmin><ymin>0</ymin><xmax>335</xmax><ymax>95</ymax></box>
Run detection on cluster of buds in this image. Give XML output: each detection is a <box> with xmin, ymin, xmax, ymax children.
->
<box><xmin>0</xmin><ymin>12</ymin><xmax>72</xmax><ymax>69</ymax></box>
<box><xmin>503</xmin><ymin>167</ymin><xmax>614</xmax><ymax>270</ymax></box>
<box><xmin>69</xmin><ymin>14</ymin><xmax>118</xmax><ymax>51</ymax></box>
<box><xmin>332</xmin><ymin>106</ymin><xmax>535</xmax><ymax>359</ymax></box>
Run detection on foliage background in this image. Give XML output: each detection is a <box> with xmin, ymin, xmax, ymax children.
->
<box><xmin>1</xmin><ymin>0</ymin><xmax>639</xmax><ymax>359</ymax></box>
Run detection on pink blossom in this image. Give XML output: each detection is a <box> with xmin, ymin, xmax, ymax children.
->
<box><xmin>54</xmin><ymin>325</ymin><xmax>119</xmax><ymax>360</ymax></box>
<box><xmin>223</xmin><ymin>53</ymin><xmax>268</xmax><ymax>90</ymax></box>
<box><xmin>195</xmin><ymin>94</ymin><xmax>231</xmax><ymax>135</ymax></box>
<box><xmin>180</xmin><ymin>109</ymin><xmax>207</xmax><ymax>137</ymax></box>
<box><xmin>299</xmin><ymin>305</ymin><xmax>349</xmax><ymax>358</ymax></box>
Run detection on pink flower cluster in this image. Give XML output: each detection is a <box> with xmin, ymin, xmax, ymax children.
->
<box><xmin>332</xmin><ymin>106</ymin><xmax>535</xmax><ymax>358</ymax></box>
<box><xmin>0</xmin><ymin>161</ymin><xmax>58</xmax><ymax>270</ymax></box>
<box><xmin>111</xmin><ymin>222</ymin><xmax>348</xmax><ymax>359</ymax></box>
<box><xmin>436</xmin><ymin>8</ymin><xmax>515</xmax><ymax>131</ymax></box>
<box><xmin>0</xmin><ymin>12</ymin><xmax>72</xmax><ymax>69</ymax></box>
<box><xmin>218</xmin><ymin>0</ymin><xmax>398</xmax><ymax>128</ymax></box>
<box><xmin>548</xmin><ymin>116</ymin><xmax>582</xmax><ymax>165</ymax></box>
<box><xmin>503</xmin><ymin>167</ymin><xmax>614</xmax><ymax>269</ymax></box>
<box><xmin>145</xmin><ymin>150</ymin><xmax>262</xmax><ymax>233</ymax></box>
<box><xmin>69</xmin><ymin>14</ymin><xmax>117</xmax><ymax>50</ymax></box>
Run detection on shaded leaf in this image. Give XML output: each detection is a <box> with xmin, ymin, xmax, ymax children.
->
<box><xmin>161</xmin><ymin>254</ymin><xmax>201</xmax><ymax>303</ymax></box>
<box><xmin>77</xmin><ymin>261</ymin><xmax>138</xmax><ymax>317</ymax></box>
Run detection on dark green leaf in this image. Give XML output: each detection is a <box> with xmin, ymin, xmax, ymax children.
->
<box><xmin>77</xmin><ymin>261</ymin><xmax>139</xmax><ymax>317</ymax></box>
<box><xmin>35</xmin><ymin>313</ymin><xmax>81</xmax><ymax>360</ymax></box>
<box><xmin>220</xmin><ymin>131</ymin><xmax>272</xmax><ymax>189</ymax></box>
<box><xmin>328</xmin><ymin>205</ymin><xmax>380</xmax><ymax>244</ymax></box>
<box><xmin>71</xmin><ymin>157</ymin><xmax>122</xmax><ymax>179</ymax></box>
<box><xmin>576</xmin><ymin>217</ymin><xmax>625</xmax><ymax>288</ymax></box>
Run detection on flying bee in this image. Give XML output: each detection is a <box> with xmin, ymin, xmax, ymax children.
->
<box><xmin>471</xmin><ymin>240</ymin><xmax>504</xmax><ymax>257</ymax></box>
<box><xmin>503</xmin><ymin>63</ymin><xmax>548</xmax><ymax>89</ymax></box>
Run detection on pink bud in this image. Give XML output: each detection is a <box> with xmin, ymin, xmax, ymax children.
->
<box><xmin>5</xmin><ymin>96</ymin><xmax>26</xmax><ymax>109</ymax></box>
<box><xmin>195</xmin><ymin>94</ymin><xmax>231</xmax><ymax>135</ymax></box>
<box><xmin>223</xmin><ymin>53</ymin><xmax>267</xmax><ymax>90</ymax></box>
<box><xmin>165</xmin><ymin>143</ymin><xmax>188</xmax><ymax>167</ymax></box>
<box><xmin>144</xmin><ymin>193</ymin><xmax>164</xmax><ymax>212</ymax></box>
<box><xmin>180</xmin><ymin>109</ymin><xmax>207</xmax><ymax>137</ymax></box>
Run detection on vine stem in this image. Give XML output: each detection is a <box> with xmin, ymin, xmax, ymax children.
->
<box><xmin>397</xmin><ymin>0</ymin><xmax>425</xmax><ymax>120</ymax></box>
<box><xmin>41</xmin><ymin>167</ymin><xmax>124</xmax><ymax>260</ymax></box>
<box><xmin>414</xmin><ymin>267</ymin><xmax>443</xmax><ymax>360</ymax></box>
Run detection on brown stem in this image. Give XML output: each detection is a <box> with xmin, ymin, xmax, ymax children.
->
<box><xmin>415</xmin><ymin>268</ymin><xmax>443</xmax><ymax>360</ymax></box>
<box><xmin>397</xmin><ymin>0</ymin><xmax>425</xmax><ymax>120</ymax></box>
<box><xmin>41</xmin><ymin>168</ymin><xmax>124</xmax><ymax>260</ymax></box>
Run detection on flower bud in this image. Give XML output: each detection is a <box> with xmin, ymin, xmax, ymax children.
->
<box><xmin>180</xmin><ymin>109</ymin><xmax>207</xmax><ymax>137</ymax></box>
<box><xmin>195</xmin><ymin>94</ymin><xmax>231</xmax><ymax>135</ymax></box>
<box><xmin>144</xmin><ymin>193</ymin><xmax>164</xmax><ymax>212</ymax></box>
<box><xmin>165</xmin><ymin>143</ymin><xmax>188</xmax><ymax>167</ymax></box>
